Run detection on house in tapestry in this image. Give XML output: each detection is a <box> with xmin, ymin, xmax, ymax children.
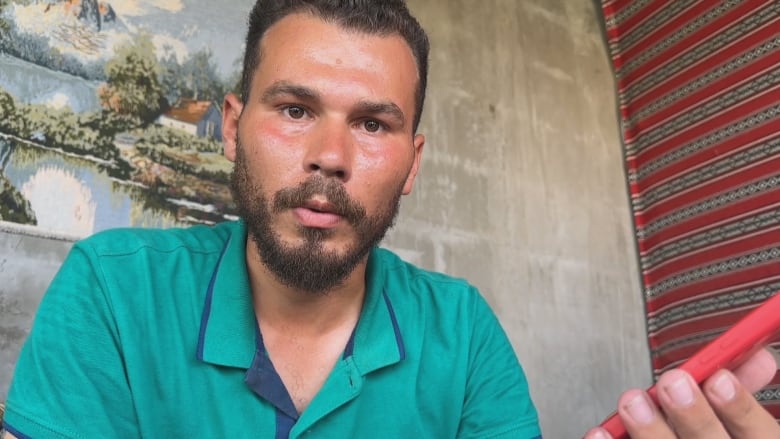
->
<box><xmin>156</xmin><ymin>99</ymin><xmax>222</xmax><ymax>141</ymax></box>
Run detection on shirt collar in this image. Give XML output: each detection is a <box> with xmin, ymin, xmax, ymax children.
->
<box><xmin>196</xmin><ymin>221</ymin><xmax>406</xmax><ymax>373</ymax></box>
<box><xmin>196</xmin><ymin>221</ymin><xmax>256</xmax><ymax>368</ymax></box>
<box><xmin>350</xmin><ymin>249</ymin><xmax>406</xmax><ymax>374</ymax></box>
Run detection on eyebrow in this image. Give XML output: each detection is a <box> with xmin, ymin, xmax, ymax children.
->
<box><xmin>355</xmin><ymin>100</ymin><xmax>406</xmax><ymax>128</ymax></box>
<box><xmin>260</xmin><ymin>82</ymin><xmax>320</xmax><ymax>104</ymax></box>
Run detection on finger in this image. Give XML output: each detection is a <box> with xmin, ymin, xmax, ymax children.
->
<box><xmin>704</xmin><ymin>369</ymin><xmax>780</xmax><ymax>438</ymax></box>
<box><xmin>583</xmin><ymin>427</ymin><xmax>612</xmax><ymax>439</ymax></box>
<box><xmin>731</xmin><ymin>348</ymin><xmax>778</xmax><ymax>393</ymax></box>
<box><xmin>654</xmin><ymin>369</ymin><xmax>729</xmax><ymax>438</ymax></box>
<box><xmin>616</xmin><ymin>388</ymin><xmax>676</xmax><ymax>439</ymax></box>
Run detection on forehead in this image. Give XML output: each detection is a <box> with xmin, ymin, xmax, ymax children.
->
<box><xmin>258</xmin><ymin>12</ymin><xmax>418</xmax><ymax>64</ymax></box>
<box><xmin>251</xmin><ymin>13</ymin><xmax>419</xmax><ymax>108</ymax></box>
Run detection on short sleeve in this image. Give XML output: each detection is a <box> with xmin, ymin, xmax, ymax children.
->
<box><xmin>3</xmin><ymin>242</ymin><xmax>140</xmax><ymax>438</ymax></box>
<box><xmin>457</xmin><ymin>292</ymin><xmax>542</xmax><ymax>439</ymax></box>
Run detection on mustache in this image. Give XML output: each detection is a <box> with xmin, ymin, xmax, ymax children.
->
<box><xmin>273</xmin><ymin>177</ymin><xmax>366</xmax><ymax>225</ymax></box>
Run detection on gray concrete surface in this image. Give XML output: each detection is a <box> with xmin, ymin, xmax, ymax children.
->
<box><xmin>390</xmin><ymin>1</ymin><xmax>652</xmax><ymax>435</ymax></box>
<box><xmin>0</xmin><ymin>0</ymin><xmax>652</xmax><ymax>437</ymax></box>
<box><xmin>0</xmin><ymin>227</ymin><xmax>73</xmax><ymax>406</ymax></box>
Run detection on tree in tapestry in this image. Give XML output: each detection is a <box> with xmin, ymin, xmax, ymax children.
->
<box><xmin>0</xmin><ymin>0</ymin><xmax>253</xmax><ymax>237</ymax></box>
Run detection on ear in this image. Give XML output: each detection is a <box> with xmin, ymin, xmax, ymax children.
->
<box><xmin>222</xmin><ymin>93</ymin><xmax>243</xmax><ymax>163</ymax></box>
<box><xmin>402</xmin><ymin>133</ymin><xmax>425</xmax><ymax>195</ymax></box>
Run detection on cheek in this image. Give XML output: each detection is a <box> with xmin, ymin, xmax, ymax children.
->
<box><xmin>353</xmin><ymin>151</ymin><xmax>412</xmax><ymax>204</ymax></box>
<box><xmin>355</xmin><ymin>145</ymin><xmax>414</xmax><ymax>182</ymax></box>
<box><xmin>242</xmin><ymin>122</ymin><xmax>304</xmax><ymax>174</ymax></box>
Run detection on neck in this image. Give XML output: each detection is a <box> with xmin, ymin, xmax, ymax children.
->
<box><xmin>245</xmin><ymin>239</ymin><xmax>368</xmax><ymax>335</ymax></box>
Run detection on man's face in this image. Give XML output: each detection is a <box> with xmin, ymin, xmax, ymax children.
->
<box><xmin>223</xmin><ymin>13</ymin><xmax>425</xmax><ymax>293</ymax></box>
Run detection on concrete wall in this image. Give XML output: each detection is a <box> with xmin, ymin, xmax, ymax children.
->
<box><xmin>0</xmin><ymin>226</ymin><xmax>73</xmax><ymax>405</ymax></box>
<box><xmin>0</xmin><ymin>0</ymin><xmax>652</xmax><ymax>437</ymax></box>
<box><xmin>391</xmin><ymin>0</ymin><xmax>652</xmax><ymax>436</ymax></box>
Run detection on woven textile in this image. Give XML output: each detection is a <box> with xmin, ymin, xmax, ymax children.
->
<box><xmin>599</xmin><ymin>0</ymin><xmax>780</xmax><ymax>414</ymax></box>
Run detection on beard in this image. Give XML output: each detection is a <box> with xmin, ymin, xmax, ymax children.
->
<box><xmin>230</xmin><ymin>139</ymin><xmax>404</xmax><ymax>294</ymax></box>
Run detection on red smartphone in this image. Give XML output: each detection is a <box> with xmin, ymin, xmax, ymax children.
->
<box><xmin>598</xmin><ymin>291</ymin><xmax>780</xmax><ymax>438</ymax></box>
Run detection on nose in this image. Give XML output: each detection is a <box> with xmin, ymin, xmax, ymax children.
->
<box><xmin>303</xmin><ymin>117</ymin><xmax>353</xmax><ymax>181</ymax></box>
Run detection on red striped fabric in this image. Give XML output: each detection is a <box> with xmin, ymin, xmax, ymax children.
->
<box><xmin>599</xmin><ymin>0</ymin><xmax>780</xmax><ymax>415</ymax></box>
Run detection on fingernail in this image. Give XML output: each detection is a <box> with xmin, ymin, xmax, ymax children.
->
<box><xmin>587</xmin><ymin>429</ymin><xmax>610</xmax><ymax>439</ymax></box>
<box><xmin>711</xmin><ymin>371</ymin><xmax>736</xmax><ymax>401</ymax></box>
<box><xmin>624</xmin><ymin>393</ymin><xmax>655</xmax><ymax>424</ymax></box>
<box><xmin>665</xmin><ymin>374</ymin><xmax>695</xmax><ymax>407</ymax></box>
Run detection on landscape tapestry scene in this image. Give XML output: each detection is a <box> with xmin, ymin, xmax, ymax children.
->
<box><xmin>0</xmin><ymin>0</ymin><xmax>253</xmax><ymax>237</ymax></box>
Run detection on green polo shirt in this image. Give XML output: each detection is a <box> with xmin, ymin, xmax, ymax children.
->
<box><xmin>4</xmin><ymin>220</ymin><xmax>541</xmax><ymax>438</ymax></box>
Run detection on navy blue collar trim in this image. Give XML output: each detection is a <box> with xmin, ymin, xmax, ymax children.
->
<box><xmin>382</xmin><ymin>289</ymin><xmax>406</xmax><ymax>360</ymax></box>
<box><xmin>342</xmin><ymin>326</ymin><xmax>357</xmax><ymax>359</ymax></box>
<box><xmin>2</xmin><ymin>422</ymin><xmax>31</xmax><ymax>439</ymax></box>
<box><xmin>195</xmin><ymin>236</ymin><xmax>231</xmax><ymax>361</ymax></box>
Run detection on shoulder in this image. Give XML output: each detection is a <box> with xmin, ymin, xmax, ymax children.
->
<box><xmin>53</xmin><ymin>221</ymin><xmax>244</xmax><ymax>299</ymax></box>
<box><xmin>75</xmin><ymin>220</ymin><xmax>240</xmax><ymax>259</ymax></box>
<box><xmin>370</xmin><ymin>247</ymin><xmax>491</xmax><ymax>323</ymax></box>
<box><xmin>372</xmin><ymin>247</ymin><xmax>477</xmax><ymax>296</ymax></box>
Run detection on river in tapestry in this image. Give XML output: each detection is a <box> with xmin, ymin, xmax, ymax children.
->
<box><xmin>0</xmin><ymin>0</ymin><xmax>254</xmax><ymax>237</ymax></box>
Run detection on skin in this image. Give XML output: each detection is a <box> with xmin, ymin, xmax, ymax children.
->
<box><xmin>220</xmin><ymin>13</ymin><xmax>424</xmax><ymax>413</ymax></box>
<box><xmin>584</xmin><ymin>348</ymin><xmax>779</xmax><ymax>438</ymax></box>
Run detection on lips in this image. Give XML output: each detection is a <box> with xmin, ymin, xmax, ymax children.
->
<box><xmin>303</xmin><ymin>199</ymin><xmax>338</xmax><ymax>215</ymax></box>
<box><xmin>292</xmin><ymin>198</ymin><xmax>344</xmax><ymax>228</ymax></box>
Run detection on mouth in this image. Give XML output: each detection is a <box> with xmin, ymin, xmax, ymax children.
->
<box><xmin>292</xmin><ymin>198</ymin><xmax>344</xmax><ymax>228</ymax></box>
<box><xmin>303</xmin><ymin>199</ymin><xmax>338</xmax><ymax>215</ymax></box>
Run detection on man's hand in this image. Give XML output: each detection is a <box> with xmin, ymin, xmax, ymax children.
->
<box><xmin>585</xmin><ymin>348</ymin><xmax>779</xmax><ymax>438</ymax></box>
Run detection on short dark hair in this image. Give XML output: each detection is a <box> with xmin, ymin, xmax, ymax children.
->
<box><xmin>240</xmin><ymin>0</ymin><xmax>430</xmax><ymax>132</ymax></box>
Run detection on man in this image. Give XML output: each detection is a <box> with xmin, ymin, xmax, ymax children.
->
<box><xmin>2</xmin><ymin>1</ymin><xmax>778</xmax><ymax>438</ymax></box>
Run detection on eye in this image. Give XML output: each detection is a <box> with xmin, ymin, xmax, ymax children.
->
<box><xmin>285</xmin><ymin>106</ymin><xmax>307</xmax><ymax>119</ymax></box>
<box><xmin>363</xmin><ymin>120</ymin><xmax>382</xmax><ymax>133</ymax></box>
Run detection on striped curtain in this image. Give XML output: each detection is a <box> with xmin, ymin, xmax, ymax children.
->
<box><xmin>599</xmin><ymin>0</ymin><xmax>780</xmax><ymax>415</ymax></box>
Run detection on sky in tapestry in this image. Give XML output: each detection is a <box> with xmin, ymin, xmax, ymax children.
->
<box><xmin>0</xmin><ymin>0</ymin><xmax>253</xmax><ymax>238</ymax></box>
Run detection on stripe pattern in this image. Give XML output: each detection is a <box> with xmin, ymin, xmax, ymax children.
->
<box><xmin>599</xmin><ymin>0</ymin><xmax>780</xmax><ymax>415</ymax></box>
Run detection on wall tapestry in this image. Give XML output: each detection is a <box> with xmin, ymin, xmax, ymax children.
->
<box><xmin>600</xmin><ymin>0</ymin><xmax>780</xmax><ymax>416</ymax></box>
<box><xmin>0</xmin><ymin>0</ymin><xmax>254</xmax><ymax>238</ymax></box>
